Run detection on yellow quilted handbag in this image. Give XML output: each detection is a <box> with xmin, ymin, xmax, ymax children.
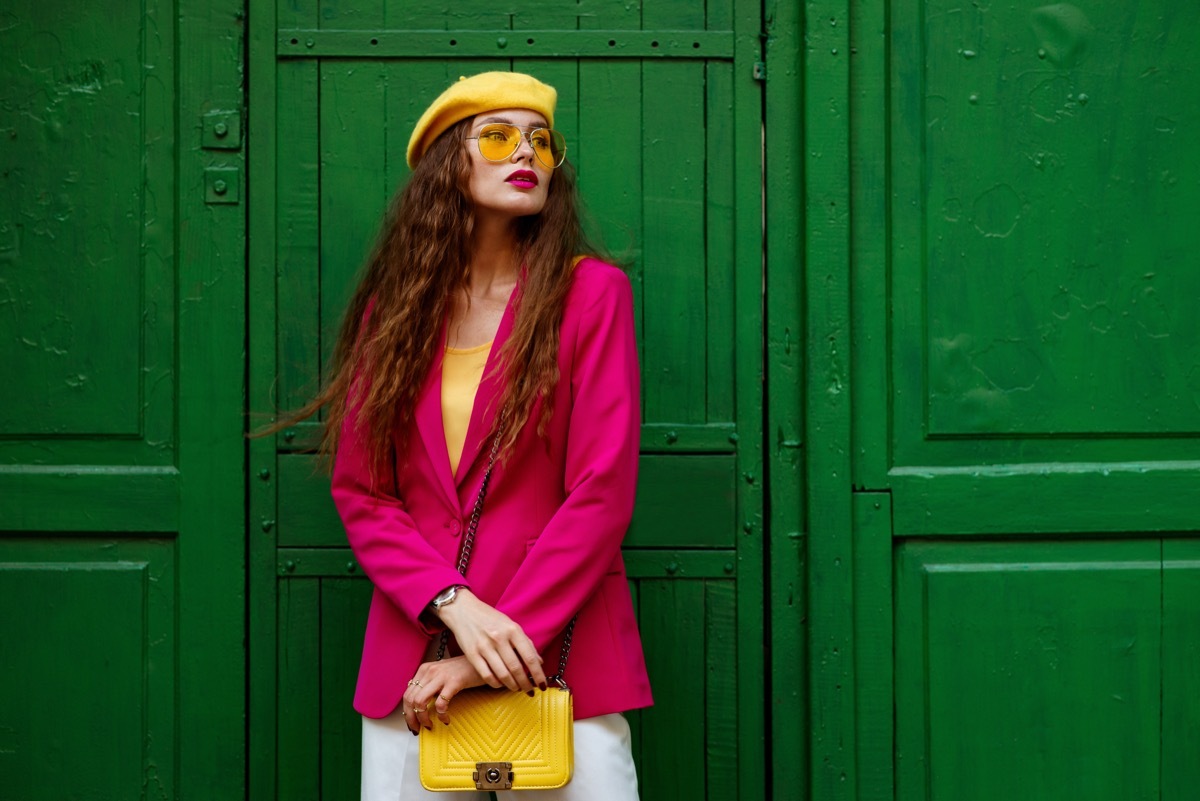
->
<box><xmin>418</xmin><ymin>684</ymin><xmax>573</xmax><ymax>791</ymax></box>
<box><xmin>417</xmin><ymin>426</ymin><xmax>576</xmax><ymax>791</ymax></box>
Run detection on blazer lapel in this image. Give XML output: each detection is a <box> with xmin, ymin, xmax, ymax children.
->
<box><xmin>414</xmin><ymin>320</ymin><xmax>460</xmax><ymax>512</ymax></box>
<box><xmin>454</xmin><ymin>293</ymin><xmax>517</xmax><ymax>487</ymax></box>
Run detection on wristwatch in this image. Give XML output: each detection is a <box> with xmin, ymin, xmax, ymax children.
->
<box><xmin>430</xmin><ymin>584</ymin><xmax>466</xmax><ymax>611</ymax></box>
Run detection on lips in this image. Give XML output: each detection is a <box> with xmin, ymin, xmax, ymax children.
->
<box><xmin>506</xmin><ymin>169</ymin><xmax>539</xmax><ymax>188</ymax></box>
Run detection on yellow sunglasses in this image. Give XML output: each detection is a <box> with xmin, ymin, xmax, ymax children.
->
<box><xmin>466</xmin><ymin>123</ymin><xmax>568</xmax><ymax>169</ymax></box>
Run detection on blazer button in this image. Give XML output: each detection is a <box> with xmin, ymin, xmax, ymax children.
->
<box><xmin>449</xmin><ymin>520</ymin><xmax>461</xmax><ymax>536</ymax></box>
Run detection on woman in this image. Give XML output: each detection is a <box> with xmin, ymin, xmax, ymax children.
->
<box><xmin>320</xmin><ymin>72</ymin><xmax>652</xmax><ymax>799</ymax></box>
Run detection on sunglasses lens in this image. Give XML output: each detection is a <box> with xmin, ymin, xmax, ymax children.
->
<box><xmin>531</xmin><ymin>129</ymin><xmax>567</xmax><ymax>169</ymax></box>
<box><xmin>476</xmin><ymin>124</ymin><xmax>521</xmax><ymax>161</ymax></box>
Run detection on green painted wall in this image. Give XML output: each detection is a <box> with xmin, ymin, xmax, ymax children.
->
<box><xmin>3</xmin><ymin>1</ymin><xmax>1198</xmax><ymax>800</ymax></box>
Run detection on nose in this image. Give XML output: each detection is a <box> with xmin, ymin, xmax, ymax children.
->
<box><xmin>511</xmin><ymin>132</ymin><xmax>536</xmax><ymax>162</ymax></box>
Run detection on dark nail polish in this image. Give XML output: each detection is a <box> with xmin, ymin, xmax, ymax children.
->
<box><xmin>526</xmin><ymin>690</ymin><xmax>536</xmax><ymax>697</ymax></box>
<box><xmin>539</xmin><ymin>683</ymin><xmax>548</xmax><ymax>691</ymax></box>
<box><xmin>411</xmin><ymin>729</ymin><xmax>419</xmax><ymax>737</ymax></box>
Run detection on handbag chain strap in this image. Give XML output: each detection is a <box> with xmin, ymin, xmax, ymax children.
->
<box><xmin>435</xmin><ymin>422</ymin><xmax>576</xmax><ymax>686</ymax></box>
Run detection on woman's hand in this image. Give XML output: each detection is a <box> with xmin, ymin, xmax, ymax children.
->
<box><xmin>403</xmin><ymin>655</ymin><xmax>491</xmax><ymax>732</ymax></box>
<box><xmin>433</xmin><ymin>589</ymin><xmax>547</xmax><ymax>693</ymax></box>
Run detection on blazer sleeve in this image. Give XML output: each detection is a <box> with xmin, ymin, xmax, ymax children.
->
<box><xmin>494</xmin><ymin>266</ymin><xmax>641</xmax><ymax>650</ymax></box>
<box><xmin>331</xmin><ymin>381</ymin><xmax>470</xmax><ymax>635</ymax></box>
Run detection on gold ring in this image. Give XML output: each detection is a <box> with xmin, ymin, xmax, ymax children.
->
<box><xmin>408</xmin><ymin>679</ymin><xmax>422</xmax><ymax>687</ymax></box>
<box><xmin>438</xmin><ymin>695</ymin><xmax>450</xmax><ymax>702</ymax></box>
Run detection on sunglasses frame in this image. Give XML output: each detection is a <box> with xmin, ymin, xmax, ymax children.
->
<box><xmin>465</xmin><ymin>122</ymin><xmax>568</xmax><ymax>169</ymax></box>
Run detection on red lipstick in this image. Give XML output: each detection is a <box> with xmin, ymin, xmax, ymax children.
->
<box><xmin>506</xmin><ymin>169</ymin><xmax>539</xmax><ymax>189</ymax></box>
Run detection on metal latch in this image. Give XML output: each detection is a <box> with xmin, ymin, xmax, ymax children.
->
<box><xmin>474</xmin><ymin>762</ymin><xmax>513</xmax><ymax>791</ymax></box>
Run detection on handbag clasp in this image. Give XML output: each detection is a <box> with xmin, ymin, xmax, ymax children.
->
<box><xmin>474</xmin><ymin>762</ymin><xmax>514</xmax><ymax>791</ymax></box>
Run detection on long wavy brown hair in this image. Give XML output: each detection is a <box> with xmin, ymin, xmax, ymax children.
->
<box><xmin>285</xmin><ymin>117</ymin><xmax>603</xmax><ymax>479</ymax></box>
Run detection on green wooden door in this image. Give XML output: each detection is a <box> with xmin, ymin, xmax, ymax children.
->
<box><xmin>0</xmin><ymin>0</ymin><xmax>246</xmax><ymax>798</ymax></box>
<box><xmin>767</xmin><ymin>1</ymin><xmax>1200</xmax><ymax>799</ymax></box>
<box><xmin>246</xmin><ymin>1</ymin><xmax>766</xmax><ymax>798</ymax></box>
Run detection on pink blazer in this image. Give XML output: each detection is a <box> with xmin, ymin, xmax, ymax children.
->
<box><xmin>332</xmin><ymin>258</ymin><xmax>654</xmax><ymax>720</ymax></box>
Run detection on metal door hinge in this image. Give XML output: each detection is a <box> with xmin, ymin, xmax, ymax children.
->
<box><xmin>474</xmin><ymin>762</ymin><xmax>513</xmax><ymax>791</ymax></box>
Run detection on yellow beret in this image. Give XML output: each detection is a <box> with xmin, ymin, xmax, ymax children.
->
<box><xmin>406</xmin><ymin>71</ymin><xmax>558</xmax><ymax>168</ymax></box>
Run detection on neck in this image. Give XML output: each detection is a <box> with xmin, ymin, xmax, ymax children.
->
<box><xmin>467</xmin><ymin>214</ymin><xmax>521</xmax><ymax>297</ymax></box>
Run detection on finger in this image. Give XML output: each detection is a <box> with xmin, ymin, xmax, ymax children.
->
<box><xmin>434</xmin><ymin>682</ymin><xmax>460</xmax><ymax>725</ymax></box>
<box><xmin>500</xmin><ymin>650</ymin><xmax>534</xmax><ymax>693</ymax></box>
<box><xmin>514</xmin><ymin>639</ymin><xmax>547</xmax><ymax>689</ymax></box>
<box><xmin>402</xmin><ymin>693</ymin><xmax>420</xmax><ymax>734</ymax></box>
<box><xmin>414</xmin><ymin>693</ymin><xmax>435</xmax><ymax>730</ymax></box>
<box><xmin>466</xmin><ymin>652</ymin><xmax>502</xmax><ymax>689</ymax></box>
<box><xmin>484</xmin><ymin>651</ymin><xmax>521</xmax><ymax>691</ymax></box>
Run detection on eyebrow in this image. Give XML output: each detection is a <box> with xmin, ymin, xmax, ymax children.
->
<box><xmin>478</xmin><ymin>116</ymin><xmax>549</xmax><ymax>128</ymax></box>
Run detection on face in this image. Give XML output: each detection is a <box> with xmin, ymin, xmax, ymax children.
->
<box><xmin>465</xmin><ymin>108</ymin><xmax>555</xmax><ymax>222</ymax></box>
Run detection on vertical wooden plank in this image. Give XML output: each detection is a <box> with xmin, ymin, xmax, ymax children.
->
<box><xmin>318</xmin><ymin>0</ymin><xmax>384</xmax><ymax>30</ymax></box>
<box><xmin>705</xmin><ymin>580</ymin><xmax>738</xmax><ymax>799</ymax></box>
<box><xmin>732</xmin><ymin>0</ymin><xmax>767</xmax><ymax>798</ymax></box>
<box><xmin>177</xmin><ymin>0</ymin><xmax>246</xmax><ymax>797</ymax></box>
<box><xmin>643</xmin><ymin>0</ymin><xmax>705</xmax><ymax>28</ymax></box>
<box><xmin>249</xmin><ymin>0</ymin><xmax>283</xmax><ymax>796</ymax></box>
<box><xmin>764</xmin><ymin>0</ymin><xmax>805</xmax><ymax>799</ymax></box>
<box><xmin>640</xmin><ymin>60</ymin><xmax>707</xmax><ymax>425</ymax></box>
<box><xmin>704</xmin><ymin>60</ymin><xmax>736</xmax><ymax>422</ymax></box>
<box><xmin>576</xmin><ymin>0</ymin><xmax>643</xmax><ymax>30</ymax></box>
<box><xmin>804</xmin><ymin>0</ymin><xmax>855</xmax><ymax>799</ymax></box>
<box><xmin>638</xmin><ymin>578</ymin><xmax>706</xmax><ymax>800</ymax></box>
<box><xmin>848</xmin><ymin>0</ymin><xmax>890</xmax><ymax>490</ymax></box>
<box><xmin>640</xmin><ymin>0</ymin><xmax>707</xmax><ymax>425</ymax></box>
<box><xmin>707</xmin><ymin>0</ymin><xmax>733</xmax><ymax>30</ymax></box>
<box><xmin>319</xmin><ymin>60</ymin><xmax>389</xmax><ymax>374</ymax></box>
<box><xmin>625</xmin><ymin>579</ymin><xmax>643</xmax><ymax>774</ymax></box>
<box><xmin>576</xmin><ymin>0</ymin><xmax>641</xmax><ymax>31</ymax></box>
<box><xmin>893</xmin><ymin>545</ymin><xmax>930</xmax><ymax>801</ymax></box>
<box><xmin>321</xmin><ymin>578</ymin><xmax>373</xmax><ymax>801</ymax></box>
<box><xmin>513</xmin><ymin>1</ymin><xmax>579</xmax><ymax>30</ymax></box>
<box><xmin>851</xmin><ymin>493</ymin><xmax>893</xmax><ymax>801</ymax></box>
<box><xmin>277</xmin><ymin>578</ymin><xmax>321</xmax><ymax>800</ymax></box>
<box><xmin>1163</xmin><ymin>539</ymin><xmax>1200</xmax><ymax>801</ymax></box>
<box><xmin>577</xmin><ymin>60</ymin><xmax>644</xmax><ymax>356</ymax></box>
<box><xmin>277</xmin><ymin>0</ymin><xmax>317</xmax><ymax>29</ymax></box>
<box><xmin>277</xmin><ymin>59</ymin><xmax>321</xmax><ymax>412</ymax></box>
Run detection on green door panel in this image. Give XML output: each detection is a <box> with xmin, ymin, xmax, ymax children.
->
<box><xmin>0</xmin><ymin>539</ymin><xmax>176</xmax><ymax>798</ymax></box>
<box><xmin>0</xmin><ymin>2</ymin><xmax>163</xmax><ymax>440</ymax></box>
<box><xmin>249</xmin><ymin>1</ymin><xmax>765</xmax><ymax>799</ymax></box>
<box><xmin>896</xmin><ymin>540</ymin><xmax>1163</xmax><ymax>801</ymax></box>
<box><xmin>0</xmin><ymin>1</ymin><xmax>174</xmax><ymax>469</ymax></box>
<box><xmin>857</xmin><ymin>0</ymin><xmax>1200</xmax><ymax>518</ymax></box>
<box><xmin>1</xmin><ymin>0</ymin><xmax>246</xmax><ymax>799</ymax></box>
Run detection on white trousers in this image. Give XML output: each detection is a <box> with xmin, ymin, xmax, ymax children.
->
<box><xmin>361</xmin><ymin>708</ymin><xmax>640</xmax><ymax>801</ymax></box>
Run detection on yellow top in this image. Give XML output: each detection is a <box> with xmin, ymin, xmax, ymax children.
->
<box><xmin>441</xmin><ymin>341</ymin><xmax>493</xmax><ymax>475</ymax></box>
